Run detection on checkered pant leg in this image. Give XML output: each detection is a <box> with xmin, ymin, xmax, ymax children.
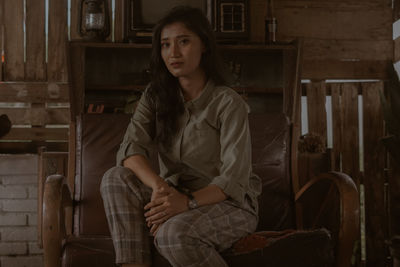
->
<box><xmin>100</xmin><ymin>166</ymin><xmax>152</xmax><ymax>265</ymax></box>
<box><xmin>154</xmin><ymin>200</ymin><xmax>258</xmax><ymax>267</ymax></box>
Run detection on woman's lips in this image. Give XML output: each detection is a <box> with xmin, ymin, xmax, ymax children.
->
<box><xmin>170</xmin><ymin>62</ymin><xmax>183</xmax><ymax>68</ymax></box>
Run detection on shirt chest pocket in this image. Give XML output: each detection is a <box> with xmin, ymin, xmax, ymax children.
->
<box><xmin>184</xmin><ymin>121</ymin><xmax>220</xmax><ymax>160</ymax></box>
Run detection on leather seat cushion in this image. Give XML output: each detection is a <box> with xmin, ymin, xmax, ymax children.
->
<box><xmin>62</xmin><ymin>237</ymin><xmax>116</xmax><ymax>267</ymax></box>
<box><xmin>62</xmin><ymin>229</ymin><xmax>333</xmax><ymax>267</ymax></box>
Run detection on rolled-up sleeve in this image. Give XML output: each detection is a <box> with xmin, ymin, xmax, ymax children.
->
<box><xmin>116</xmin><ymin>90</ymin><xmax>156</xmax><ymax>166</ymax></box>
<box><xmin>209</xmin><ymin>96</ymin><xmax>252</xmax><ymax>204</ymax></box>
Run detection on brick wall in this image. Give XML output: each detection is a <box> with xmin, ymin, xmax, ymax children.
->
<box><xmin>0</xmin><ymin>155</ymin><xmax>43</xmax><ymax>267</ymax></box>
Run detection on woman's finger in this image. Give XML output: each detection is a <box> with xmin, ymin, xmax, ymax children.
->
<box><xmin>150</xmin><ymin>214</ymin><xmax>169</xmax><ymax>225</ymax></box>
<box><xmin>146</xmin><ymin>210</ymin><xmax>168</xmax><ymax>224</ymax></box>
<box><xmin>144</xmin><ymin>196</ymin><xmax>165</xmax><ymax>210</ymax></box>
<box><xmin>150</xmin><ymin>224</ymin><xmax>159</xmax><ymax>236</ymax></box>
<box><xmin>144</xmin><ymin>205</ymin><xmax>164</xmax><ymax>217</ymax></box>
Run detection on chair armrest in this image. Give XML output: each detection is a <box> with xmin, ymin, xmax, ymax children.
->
<box><xmin>42</xmin><ymin>174</ymin><xmax>73</xmax><ymax>267</ymax></box>
<box><xmin>37</xmin><ymin>148</ymin><xmax>69</xmax><ymax>248</ymax></box>
<box><xmin>295</xmin><ymin>171</ymin><xmax>359</xmax><ymax>267</ymax></box>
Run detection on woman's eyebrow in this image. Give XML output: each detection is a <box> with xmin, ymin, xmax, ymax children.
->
<box><xmin>176</xmin><ymin>34</ymin><xmax>191</xmax><ymax>39</ymax></box>
<box><xmin>161</xmin><ymin>34</ymin><xmax>192</xmax><ymax>41</ymax></box>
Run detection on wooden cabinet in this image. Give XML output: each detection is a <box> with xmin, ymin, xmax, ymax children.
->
<box><xmin>68</xmin><ymin>41</ymin><xmax>302</xmax><ymax>123</ymax></box>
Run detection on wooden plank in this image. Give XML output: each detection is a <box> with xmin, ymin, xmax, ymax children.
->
<box><xmin>0</xmin><ymin>142</ymin><xmax>68</xmax><ymax>153</ymax></box>
<box><xmin>30</xmin><ymin>103</ymin><xmax>47</xmax><ymax>127</ymax></box>
<box><xmin>306</xmin><ymin>82</ymin><xmax>327</xmax><ymax>144</ymax></box>
<box><xmin>395</xmin><ymin>0</ymin><xmax>400</xmax><ymax>21</ymax></box>
<box><xmin>302</xmin><ymin>60</ymin><xmax>390</xmax><ymax>80</ymax></box>
<box><xmin>249</xmin><ymin>0</ymin><xmax>265</xmax><ymax>43</ymax></box>
<box><xmin>70</xmin><ymin>0</ymin><xmax>81</xmax><ymax>40</ymax></box>
<box><xmin>0</xmin><ymin>107</ymin><xmax>70</xmax><ymax>125</ymax></box>
<box><xmin>0</xmin><ymin>83</ymin><xmax>69</xmax><ymax>102</ymax></box>
<box><xmin>3</xmin><ymin>0</ymin><xmax>24</xmax><ymax>81</ymax></box>
<box><xmin>25</xmin><ymin>0</ymin><xmax>46</xmax><ymax>81</ymax></box>
<box><xmin>274</xmin><ymin>3</ymin><xmax>392</xmax><ymax>41</ymax></box>
<box><xmin>362</xmin><ymin>82</ymin><xmax>386</xmax><ymax>266</ymax></box>
<box><xmin>341</xmin><ymin>83</ymin><xmax>359</xmax><ymax>186</ymax></box>
<box><xmin>115</xmin><ymin>0</ymin><xmax>125</xmax><ymax>42</ymax></box>
<box><xmin>67</xmin><ymin>121</ymin><xmax>76</xmax><ymax>204</ymax></box>
<box><xmin>106</xmin><ymin>0</ymin><xmax>112</xmax><ymax>42</ymax></box>
<box><xmin>395</xmin><ymin>36</ymin><xmax>400</xmax><ymax>63</ymax></box>
<box><xmin>2</xmin><ymin>127</ymin><xmax>68</xmax><ymax>141</ymax></box>
<box><xmin>303</xmin><ymin>39</ymin><xmax>392</xmax><ymax>61</ymax></box>
<box><xmin>330</xmin><ymin>83</ymin><xmax>342</xmax><ymax>171</ymax></box>
<box><xmin>48</xmin><ymin>0</ymin><xmax>68</xmax><ymax>82</ymax></box>
<box><xmin>0</xmin><ymin>1</ymin><xmax>3</xmax><ymax>82</ymax></box>
<box><xmin>275</xmin><ymin>0</ymin><xmax>391</xmax><ymax>5</ymax></box>
<box><xmin>67</xmin><ymin>43</ymin><xmax>85</xmax><ymax>120</ymax></box>
<box><xmin>389</xmin><ymin>162</ymin><xmax>400</xmax><ymax>237</ymax></box>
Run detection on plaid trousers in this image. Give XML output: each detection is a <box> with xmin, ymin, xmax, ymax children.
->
<box><xmin>101</xmin><ymin>166</ymin><xmax>258</xmax><ymax>267</ymax></box>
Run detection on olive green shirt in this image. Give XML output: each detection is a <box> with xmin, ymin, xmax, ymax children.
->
<box><xmin>116</xmin><ymin>80</ymin><xmax>261</xmax><ymax>214</ymax></box>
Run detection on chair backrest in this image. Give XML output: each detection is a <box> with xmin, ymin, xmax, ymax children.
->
<box><xmin>73</xmin><ymin>112</ymin><xmax>294</xmax><ymax>236</ymax></box>
<box><xmin>249</xmin><ymin>113</ymin><xmax>294</xmax><ymax>230</ymax></box>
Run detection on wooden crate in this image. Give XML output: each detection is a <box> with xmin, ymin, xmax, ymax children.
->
<box><xmin>302</xmin><ymin>81</ymin><xmax>387</xmax><ymax>266</ymax></box>
<box><xmin>0</xmin><ymin>0</ymin><xmax>70</xmax><ymax>153</ymax></box>
<box><xmin>0</xmin><ymin>83</ymin><xmax>70</xmax><ymax>153</ymax></box>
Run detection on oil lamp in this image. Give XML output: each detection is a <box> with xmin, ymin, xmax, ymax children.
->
<box><xmin>78</xmin><ymin>0</ymin><xmax>110</xmax><ymax>41</ymax></box>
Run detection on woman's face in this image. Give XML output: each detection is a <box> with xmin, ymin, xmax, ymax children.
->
<box><xmin>160</xmin><ymin>22</ymin><xmax>205</xmax><ymax>79</ymax></box>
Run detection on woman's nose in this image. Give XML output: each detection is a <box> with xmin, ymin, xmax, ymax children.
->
<box><xmin>171</xmin><ymin>42</ymin><xmax>181</xmax><ymax>57</ymax></box>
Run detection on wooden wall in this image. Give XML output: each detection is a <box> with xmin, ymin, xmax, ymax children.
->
<box><xmin>250</xmin><ymin>0</ymin><xmax>393</xmax><ymax>79</ymax></box>
<box><xmin>0</xmin><ymin>0</ymin><xmax>394</xmax><ymax>152</ymax></box>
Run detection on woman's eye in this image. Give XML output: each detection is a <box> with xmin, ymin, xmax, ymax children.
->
<box><xmin>161</xmin><ymin>42</ymin><xmax>169</xmax><ymax>48</ymax></box>
<box><xmin>179</xmin><ymin>39</ymin><xmax>189</xmax><ymax>45</ymax></box>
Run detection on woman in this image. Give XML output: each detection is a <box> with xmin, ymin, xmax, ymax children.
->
<box><xmin>101</xmin><ymin>6</ymin><xmax>261</xmax><ymax>267</ymax></box>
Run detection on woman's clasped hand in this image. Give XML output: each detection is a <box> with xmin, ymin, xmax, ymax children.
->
<box><xmin>144</xmin><ymin>184</ymin><xmax>189</xmax><ymax>235</ymax></box>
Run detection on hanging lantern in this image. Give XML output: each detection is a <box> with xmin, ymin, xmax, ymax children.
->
<box><xmin>78</xmin><ymin>0</ymin><xmax>110</xmax><ymax>41</ymax></box>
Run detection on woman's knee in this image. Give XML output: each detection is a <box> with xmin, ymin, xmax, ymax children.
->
<box><xmin>153</xmin><ymin>217</ymin><xmax>224</xmax><ymax>266</ymax></box>
<box><xmin>153</xmin><ymin>217</ymin><xmax>195</xmax><ymax>251</ymax></box>
<box><xmin>100</xmin><ymin>166</ymin><xmax>133</xmax><ymax>193</ymax></box>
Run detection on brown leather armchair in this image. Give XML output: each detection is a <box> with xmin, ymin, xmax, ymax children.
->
<box><xmin>40</xmin><ymin>112</ymin><xmax>359</xmax><ymax>267</ymax></box>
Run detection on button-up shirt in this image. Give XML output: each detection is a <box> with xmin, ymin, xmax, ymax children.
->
<box><xmin>116</xmin><ymin>80</ymin><xmax>261</xmax><ymax>214</ymax></box>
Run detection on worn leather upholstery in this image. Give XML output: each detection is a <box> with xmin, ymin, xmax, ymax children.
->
<box><xmin>62</xmin><ymin>113</ymin><xmax>323</xmax><ymax>267</ymax></box>
<box><xmin>249</xmin><ymin>113</ymin><xmax>294</xmax><ymax>231</ymax></box>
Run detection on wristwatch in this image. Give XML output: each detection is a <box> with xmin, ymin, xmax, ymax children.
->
<box><xmin>187</xmin><ymin>193</ymin><xmax>198</xmax><ymax>209</ymax></box>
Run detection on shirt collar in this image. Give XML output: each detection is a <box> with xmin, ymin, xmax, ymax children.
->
<box><xmin>183</xmin><ymin>79</ymin><xmax>215</xmax><ymax>110</ymax></box>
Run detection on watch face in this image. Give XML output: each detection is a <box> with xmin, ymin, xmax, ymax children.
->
<box><xmin>189</xmin><ymin>199</ymin><xmax>198</xmax><ymax>209</ymax></box>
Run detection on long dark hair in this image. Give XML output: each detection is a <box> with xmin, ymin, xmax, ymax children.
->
<box><xmin>147</xmin><ymin>6</ymin><xmax>226</xmax><ymax>149</ymax></box>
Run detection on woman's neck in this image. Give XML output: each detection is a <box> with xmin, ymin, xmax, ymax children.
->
<box><xmin>179</xmin><ymin>71</ymin><xmax>207</xmax><ymax>102</ymax></box>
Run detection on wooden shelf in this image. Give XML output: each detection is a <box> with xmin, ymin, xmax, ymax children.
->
<box><xmin>69</xmin><ymin>41</ymin><xmax>152</xmax><ymax>49</ymax></box>
<box><xmin>86</xmin><ymin>84</ymin><xmax>147</xmax><ymax>91</ymax></box>
<box><xmin>233</xmin><ymin>87</ymin><xmax>283</xmax><ymax>94</ymax></box>
<box><xmin>86</xmin><ymin>84</ymin><xmax>284</xmax><ymax>94</ymax></box>
<box><xmin>69</xmin><ymin>40</ymin><xmax>296</xmax><ymax>50</ymax></box>
<box><xmin>68</xmin><ymin>40</ymin><xmax>301</xmax><ymax>119</ymax></box>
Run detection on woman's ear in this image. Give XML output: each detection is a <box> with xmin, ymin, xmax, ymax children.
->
<box><xmin>201</xmin><ymin>43</ymin><xmax>206</xmax><ymax>53</ymax></box>
<box><xmin>202</xmin><ymin>47</ymin><xmax>207</xmax><ymax>55</ymax></box>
